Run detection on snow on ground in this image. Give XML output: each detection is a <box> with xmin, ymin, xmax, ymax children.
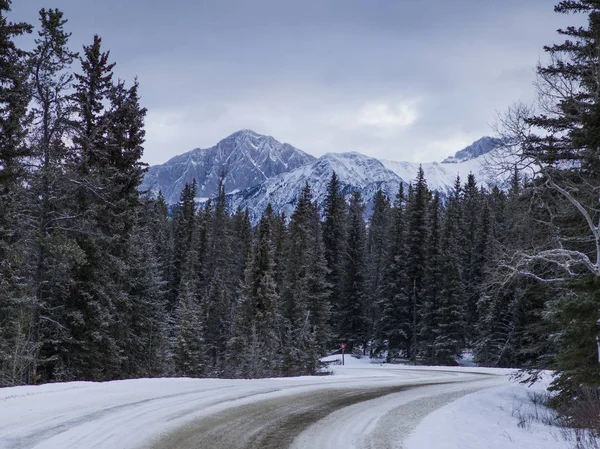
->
<box><xmin>322</xmin><ymin>352</ymin><xmax>513</xmax><ymax>377</ymax></box>
<box><xmin>0</xmin><ymin>355</ymin><xmax>566</xmax><ymax>449</ymax></box>
<box><xmin>406</xmin><ymin>374</ymin><xmax>569</xmax><ymax>449</ymax></box>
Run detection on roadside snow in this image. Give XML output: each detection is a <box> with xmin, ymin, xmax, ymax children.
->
<box><xmin>322</xmin><ymin>353</ymin><xmax>515</xmax><ymax>379</ymax></box>
<box><xmin>3</xmin><ymin>355</ymin><xmax>556</xmax><ymax>449</ymax></box>
<box><xmin>406</xmin><ymin>376</ymin><xmax>569</xmax><ymax>449</ymax></box>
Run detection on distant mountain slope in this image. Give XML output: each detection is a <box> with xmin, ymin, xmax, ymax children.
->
<box><xmin>441</xmin><ymin>136</ymin><xmax>504</xmax><ymax>164</ymax></box>
<box><xmin>226</xmin><ymin>152</ymin><xmax>403</xmax><ymax>222</ymax></box>
<box><xmin>141</xmin><ymin>130</ymin><xmax>514</xmax><ymax>222</ymax></box>
<box><xmin>140</xmin><ymin>130</ymin><xmax>315</xmax><ymax>204</ymax></box>
<box><xmin>227</xmin><ymin>149</ymin><xmax>509</xmax><ymax>222</ymax></box>
<box><xmin>381</xmin><ymin>155</ymin><xmax>500</xmax><ymax>196</ymax></box>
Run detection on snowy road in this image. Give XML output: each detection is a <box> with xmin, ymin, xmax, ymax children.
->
<box><xmin>0</xmin><ymin>358</ymin><xmax>509</xmax><ymax>449</ymax></box>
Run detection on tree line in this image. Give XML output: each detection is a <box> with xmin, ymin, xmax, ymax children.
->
<box><xmin>159</xmin><ymin>168</ymin><xmax>547</xmax><ymax>380</ymax></box>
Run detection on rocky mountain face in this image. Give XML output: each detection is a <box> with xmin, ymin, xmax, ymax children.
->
<box><xmin>441</xmin><ymin>136</ymin><xmax>504</xmax><ymax>164</ymax></box>
<box><xmin>141</xmin><ymin>130</ymin><xmax>510</xmax><ymax>222</ymax></box>
<box><xmin>226</xmin><ymin>152</ymin><xmax>403</xmax><ymax>222</ymax></box>
<box><xmin>227</xmin><ymin>150</ymin><xmax>509</xmax><ymax>222</ymax></box>
<box><xmin>140</xmin><ymin>129</ymin><xmax>315</xmax><ymax>204</ymax></box>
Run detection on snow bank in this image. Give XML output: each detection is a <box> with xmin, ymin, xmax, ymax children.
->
<box><xmin>406</xmin><ymin>377</ymin><xmax>569</xmax><ymax>449</ymax></box>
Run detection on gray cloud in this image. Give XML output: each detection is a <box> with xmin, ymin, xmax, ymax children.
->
<box><xmin>11</xmin><ymin>0</ymin><xmax>572</xmax><ymax>165</ymax></box>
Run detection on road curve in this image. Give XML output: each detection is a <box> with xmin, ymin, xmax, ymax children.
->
<box><xmin>0</xmin><ymin>365</ymin><xmax>508</xmax><ymax>449</ymax></box>
<box><xmin>146</xmin><ymin>372</ymin><xmax>504</xmax><ymax>449</ymax></box>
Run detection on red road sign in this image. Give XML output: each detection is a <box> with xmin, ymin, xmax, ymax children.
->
<box><xmin>340</xmin><ymin>343</ymin><xmax>346</xmax><ymax>349</ymax></box>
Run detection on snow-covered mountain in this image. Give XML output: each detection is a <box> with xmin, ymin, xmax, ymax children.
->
<box><xmin>227</xmin><ymin>152</ymin><xmax>403</xmax><ymax>222</ymax></box>
<box><xmin>381</xmin><ymin>155</ymin><xmax>501</xmax><ymax>196</ymax></box>
<box><xmin>227</xmin><ymin>148</ymin><xmax>508</xmax><ymax>222</ymax></box>
<box><xmin>441</xmin><ymin>136</ymin><xmax>504</xmax><ymax>164</ymax></box>
<box><xmin>141</xmin><ymin>130</ymin><xmax>511</xmax><ymax>221</ymax></box>
<box><xmin>140</xmin><ymin>129</ymin><xmax>315</xmax><ymax>204</ymax></box>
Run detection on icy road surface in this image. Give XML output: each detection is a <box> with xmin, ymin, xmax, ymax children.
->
<box><xmin>0</xmin><ymin>357</ymin><xmax>510</xmax><ymax>449</ymax></box>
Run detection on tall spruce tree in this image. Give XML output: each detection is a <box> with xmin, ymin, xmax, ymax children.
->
<box><xmin>59</xmin><ymin>35</ymin><xmax>120</xmax><ymax>380</ymax></box>
<box><xmin>122</xmin><ymin>218</ymin><xmax>168</xmax><ymax>377</ymax></box>
<box><xmin>230</xmin><ymin>206</ymin><xmax>281</xmax><ymax>378</ymax></box>
<box><xmin>305</xmin><ymin>203</ymin><xmax>331</xmax><ymax>355</ymax></box>
<box><xmin>145</xmin><ymin>192</ymin><xmax>173</xmax><ymax>296</ymax></box>
<box><xmin>420</xmin><ymin>191</ymin><xmax>442</xmax><ymax>363</ymax></box>
<box><xmin>339</xmin><ymin>191</ymin><xmax>368</xmax><ymax>351</ymax></box>
<box><xmin>405</xmin><ymin>167</ymin><xmax>430</xmax><ymax>362</ymax></box>
<box><xmin>322</xmin><ymin>172</ymin><xmax>347</xmax><ymax>341</ymax></box>
<box><xmin>60</xmin><ymin>34</ymin><xmax>148</xmax><ymax>380</ymax></box>
<box><xmin>461</xmin><ymin>173</ymin><xmax>482</xmax><ymax>343</ymax></box>
<box><xmin>27</xmin><ymin>8</ymin><xmax>79</xmax><ymax>384</ymax></box>
<box><xmin>201</xmin><ymin>177</ymin><xmax>232</xmax><ymax>375</ymax></box>
<box><xmin>378</xmin><ymin>184</ymin><xmax>410</xmax><ymax>360</ymax></box>
<box><xmin>94</xmin><ymin>73</ymin><xmax>148</xmax><ymax>379</ymax></box>
<box><xmin>0</xmin><ymin>0</ymin><xmax>32</xmax><ymax>386</ymax></box>
<box><xmin>366</xmin><ymin>190</ymin><xmax>390</xmax><ymax>350</ymax></box>
<box><xmin>434</xmin><ymin>180</ymin><xmax>466</xmax><ymax>364</ymax></box>
<box><xmin>281</xmin><ymin>184</ymin><xmax>330</xmax><ymax>375</ymax></box>
<box><xmin>269</xmin><ymin>206</ymin><xmax>287</xmax><ymax>295</ymax></box>
<box><xmin>170</xmin><ymin>180</ymin><xmax>197</xmax><ymax>307</ymax></box>
<box><xmin>173</xmin><ymin>267</ymin><xmax>205</xmax><ymax>378</ymax></box>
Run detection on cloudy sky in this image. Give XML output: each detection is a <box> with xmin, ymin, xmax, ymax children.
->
<box><xmin>12</xmin><ymin>0</ymin><xmax>569</xmax><ymax>165</ymax></box>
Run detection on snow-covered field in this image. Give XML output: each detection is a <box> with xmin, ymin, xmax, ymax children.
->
<box><xmin>0</xmin><ymin>356</ymin><xmax>567</xmax><ymax>449</ymax></box>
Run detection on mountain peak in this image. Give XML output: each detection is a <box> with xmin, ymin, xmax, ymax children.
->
<box><xmin>224</xmin><ymin>129</ymin><xmax>263</xmax><ymax>140</ymax></box>
<box><xmin>218</xmin><ymin>129</ymin><xmax>269</xmax><ymax>149</ymax></box>
<box><xmin>140</xmin><ymin>130</ymin><xmax>315</xmax><ymax>204</ymax></box>
<box><xmin>442</xmin><ymin>136</ymin><xmax>504</xmax><ymax>164</ymax></box>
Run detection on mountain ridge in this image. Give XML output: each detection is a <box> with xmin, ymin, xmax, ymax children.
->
<box><xmin>140</xmin><ymin>130</ymin><xmax>509</xmax><ymax>221</ymax></box>
<box><xmin>441</xmin><ymin>136</ymin><xmax>504</xmax><ymax>164</ymax></box>
<box><xmin>140</xmin><ymin>129</ymin><xmax>315</xmax><ymax>204</ymax></box>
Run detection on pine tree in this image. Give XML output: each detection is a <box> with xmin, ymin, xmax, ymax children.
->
<box><xmin>434</xmin><ymin>181</ymin><xmax>466</xmax><ymax>365</ymax></box>
<box><xmin>58</xmin><ymin>34</ymin><xmax>148</xmax><ymax>380</ymax></box>
<box><xmin>322</xmin><ymin>172</ymin><xmax>347</xmax><ymax>341</ymax></box>
<box><xmin>146</xmin><ymin>192</ymin><xmax>173</xmax><ymax>295</ymax></box>
<box><xmin>72</xmin><ymin>35</ymin><xmax>113</xmax><ymax>166</ymax></box>
<box><xmin>420</xmin><ymin>191</ymin><xmax>442</xmax><ymax>363</ymax></box>
<box><xmin>281</xmin><ymin>184</ymin><xmax>330</xmax><ymax>375</ymax></box>
<box><xmin>339</xmin><ymin>191</ymin><xmax>368</xmax><ymax>351</ymax></box>
<box><xmin>305</xmin><ymin>201</ymin><xmax>331</xmax><ymax>355</ymax></box>
<box><xmin>378</xmin><ymin>184</ymin><xmax>410</xmax><ymax>360</ymax></box>
<box><xmin>405</xmin><ymin>167</ymin><xmax>430</xmax><ymax>362</ymax></box>
<box><xmin>27</xmin><ymin>8</ymin><xmax>79</xmax><ymax>384</ymax></box>
<box><xmin>269</xmin><ymin>206</ymin><xmax>287</xmax><ymax>293</ymax></box>
<box><xmin>122</xmin><ymin>219</ymin><xmax>168</xmax><ymax>377</ymax></box>
<box><xmin>0</xmin><ymin>0</ymin><xmax>33</xmax><ymax>386</ymax></box>
<box><xmin>187</xmin><ymin>195</ymin><xmax>211</xmax><ymax>308</ymax></box>
<box><xmin>173</xmin><ymin>275</ymin><xmax>205</xmax><ymax>377</ymax></box>
<box><xmin>57</xmin><ymin>35</ymin><xmax>121</xmax><ymax>380</ymax></box>
<box><xmin>201</xmin><ymin>177</ymin><xmax>232</xmax><ymax>375</ymax></box>
<box><xmin>102</xmin><ymin>75</ymin><xmax>149</xmax><ymax>378</ymax></box>
<box><xmin>366</xmin><ymin>190</ymin><xmax>390</xmax><ymax>351</ymax></box>
<box><xmin>171</xmin><ymin>180</ymin><xmax>197</xmax><ymax>307</ymax></box>
<box><xmin>461</xmin><ymin>173</ymin><xmax>482</xmax><ymax>343</ymax></box>
<box><xmin>230</xmin><ymin>207</ymin><xmax>280</xmax><ymax>378</ymax></box>
<box><xmin>473</xmin><ymin>185</ymin><xmax>554</xmax><ymax>370</ymax></box>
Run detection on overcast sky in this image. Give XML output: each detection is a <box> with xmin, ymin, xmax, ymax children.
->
<box><xmin>11</xmin><ymin>0</ymin><xmax>570</xmax><ymax>166</ymax></box>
